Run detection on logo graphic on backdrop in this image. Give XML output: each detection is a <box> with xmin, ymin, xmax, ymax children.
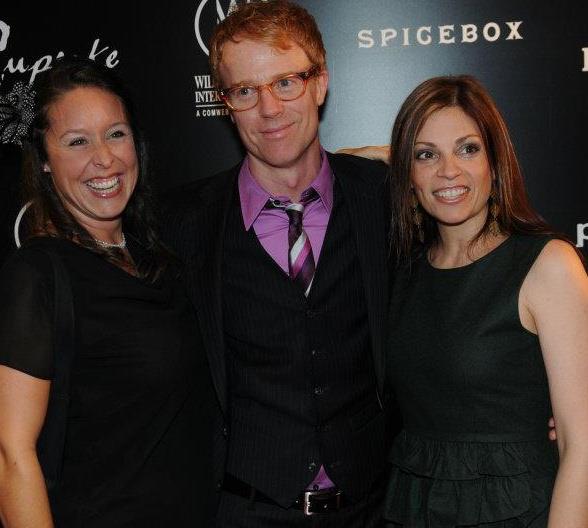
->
<box><xmin>0</xmin><ymin>19</ymin><xmax>121</xmax><ymax>143</ymax></box>
<box><xmin>358</xmin><ymin>20</ymin><xmax>523</xmax><ymax>48</ymax></box>
<box><xmin>0</xmin><ymin>17</ymin><xmax>120</xmax><ymax>88</ymax></box>
<box><xmin>578</xmin><ymin>223</ymin><xmax>588</xmax><ymax>248</ymax></box>
<box><xmin>194</xmin><ymin>0</ymin><xmax>265</xmax><ymax>55</ymax></box>
<box><xmin>0</xmin><ymin>81</ymin><xmax>35</xmax><ymax>146</ymax></box>
<box><xmin>192</xmin><ymin>0</ymin><xmax>267</xmax><ymax>118</ymax></box>
<box><xmin>193</xmin><ymin>73</ymin><xmax>227</xmax><ymax>117</ymax></box>
<box><xmin>0</xmin><ymin>20</ymin><xmax>9</xmax><ymax>52</ymax></box>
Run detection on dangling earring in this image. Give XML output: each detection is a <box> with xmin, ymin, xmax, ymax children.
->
<box><xmin>488</xmin><ymin>186</ymin><xmax>500</xmax><ymax>237</ymax></box>
<box><xmin>410</xmin><ymin>191</ymin><xmax>425</xmax><ymax>243</ymax></box>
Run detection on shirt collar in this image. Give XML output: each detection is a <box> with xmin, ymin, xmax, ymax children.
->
<box><xmin>238</xmin><ymin>148</ymin><xmax>334</xmax><ymax>230</ymax></box>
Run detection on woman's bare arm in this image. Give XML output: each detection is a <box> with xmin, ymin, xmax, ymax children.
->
<box><xmin>520</xmin><ymin>240</ymin><xmax>588</xmax><ymax>528</ymax></box>
<box><xmin>0</xmin><ymin>365</ymin><xmax>53</xmax><ymax>527</ymax></box>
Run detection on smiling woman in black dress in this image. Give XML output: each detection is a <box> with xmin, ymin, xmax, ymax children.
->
<box><xmin>383</xmin><ymin>76</ymin><xmax>588</xmax><ymax>527</ymax></box>
<box><xmin>0</xmin><ymin>59</ymin><xmax>215</xmax><ymax>527</ymax></box>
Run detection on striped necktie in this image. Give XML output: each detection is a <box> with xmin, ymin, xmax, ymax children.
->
<box><xmin>267</xmin><ymin>188</ymin><xmax>319</xmax><ymax>296</ymax></box>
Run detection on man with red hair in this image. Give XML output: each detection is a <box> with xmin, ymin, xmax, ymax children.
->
<box><xmin>165</xmin><ymin>1</ymin><xmax>395</xmax><ymax>525</ymax></box>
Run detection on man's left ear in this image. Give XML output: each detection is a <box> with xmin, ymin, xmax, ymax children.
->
<box><xmin>314</xmin><ymin>69</ymin><xmax>329</xmax><ymax>107</ymax></box>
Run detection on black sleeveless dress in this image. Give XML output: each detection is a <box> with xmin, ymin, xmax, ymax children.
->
<box><xmin>384</xmin><ymin>235</ymin><xmax>558</xmax><ymax>527</ymax></box>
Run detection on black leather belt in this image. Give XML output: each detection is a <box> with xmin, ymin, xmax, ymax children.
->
<box><xmin>222</xmin><ymin>473</ymin><xmax>350</xmax><ymax>515</ymax></box>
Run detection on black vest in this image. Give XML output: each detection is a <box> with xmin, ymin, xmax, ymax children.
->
<box><xmin>221</xmin><ymin>182</ymin><xmax>388</xmax><ymax>507</ymax></box>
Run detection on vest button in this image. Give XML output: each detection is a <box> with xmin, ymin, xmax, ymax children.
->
<box><xmin>306</xmin><ymin>309</ymin><xmax>318</xmax><ymax>318</ymax></box>
<box><xmin>314</xmin><ymin>386</ymin><xmax>323</xmax><ymax>395</ymax></box>
<box><xmin>222</xmin><ymin>426</ymin><xmax>228</xmax><ymax>438</ymax></box>
<box><xmin>308</xmin><ymin>461</ymin><xmax>317</xmax><ymax>472</ymax></box>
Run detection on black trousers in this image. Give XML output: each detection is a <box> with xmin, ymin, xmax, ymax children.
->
<box><xmin>215</xmin><ymin>479</ymin><xmax>386</xmax><ymax>528</ymax></box>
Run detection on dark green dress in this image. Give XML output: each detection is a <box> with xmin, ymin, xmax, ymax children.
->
<box><xmin>384</xmin><ymin>234</ymin><xmax>558</xmax><ymax>527</ymax></box>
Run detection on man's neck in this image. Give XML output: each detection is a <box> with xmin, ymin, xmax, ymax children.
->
<box><xmin>247</xmin><ymin>142</ymin><xmax>323</xmax><ymax>202</ymax></box>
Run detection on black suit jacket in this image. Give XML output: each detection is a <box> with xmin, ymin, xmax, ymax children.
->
<box><xmin>161</xmin><ymin>151</ymin><xmax>392</xmax><ymax>498</ymax></box>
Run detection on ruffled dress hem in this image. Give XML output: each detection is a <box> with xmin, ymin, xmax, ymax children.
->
<box><xmin>383</xmin><ymin>430</ymin><xmax>557</xmax><ymax>527</ymax></box>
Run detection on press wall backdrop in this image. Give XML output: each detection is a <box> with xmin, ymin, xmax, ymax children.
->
<box><xmin>0</xmin><ymin>0</ymin><xmax>586</xmax><ymax>261</ymax></box>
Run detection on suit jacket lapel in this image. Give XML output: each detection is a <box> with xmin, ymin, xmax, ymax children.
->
<box><xmin>328</xmin><ymin>154</ymin><xmax>389</xmax><ymax>396</ymax></box>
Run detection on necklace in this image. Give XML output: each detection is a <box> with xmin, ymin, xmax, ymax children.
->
<box><xmin>94</xmin><ymin>232</ymin><xmax>126</xmax><ymax>249</ymax></box>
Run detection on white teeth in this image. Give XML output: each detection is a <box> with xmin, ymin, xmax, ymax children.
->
<box><xmin>434</xmin><ymin>187</ymin><xmax>468</xmax><ymax>199</ymax></box>
<box><xmin>86</xmin><ymin>176</ymin><xmax>120</xmax><ymax>191</ymax></box>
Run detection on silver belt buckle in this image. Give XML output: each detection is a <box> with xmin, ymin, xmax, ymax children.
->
<box><xmin>302</xmin><ymin>488</ymin><xmax>342</xmax><ymax>516</ymax></box>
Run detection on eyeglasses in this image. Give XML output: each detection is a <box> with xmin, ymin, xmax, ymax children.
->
<box><xmin>219</xmin><ymin>65</ymin><xmax>321</xmax><ymax>112</ymax></box>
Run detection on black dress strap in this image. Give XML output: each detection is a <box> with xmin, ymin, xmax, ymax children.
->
<box><xmin>36</xmin><ymin>249</ymin><xmax>75</xmax><ymax>492</ymax></box>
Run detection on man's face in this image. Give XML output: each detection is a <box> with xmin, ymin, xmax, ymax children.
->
<box><xmin>219</xmin><ymin>38</ymin><xmax>328</xmax><ymax>172</ymax></box>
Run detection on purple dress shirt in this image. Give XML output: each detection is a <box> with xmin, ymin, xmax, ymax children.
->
<box><xmin>238</xmin><ymin>150</ymin><xmax>337</xmax><ymax>490</ymax></box>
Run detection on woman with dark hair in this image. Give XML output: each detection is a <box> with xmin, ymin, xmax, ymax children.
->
<box><xmin>384</xmin><ymin>76</ymin><xmax>588</xmax><ymax>526</ymax></box>
<box><xmin>0</xmin><ymin>58</ymin><xmax>215</xmax><ymax>526</ymax></box>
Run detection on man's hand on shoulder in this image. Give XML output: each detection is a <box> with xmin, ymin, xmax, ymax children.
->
<box><xmin>336</xmin><ymin>145</ymin><xmax>391</xmax><ymax>164</ymax></box>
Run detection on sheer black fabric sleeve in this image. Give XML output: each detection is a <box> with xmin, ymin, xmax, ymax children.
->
<box><xmin>0</xmin><ymin>247</ymin><xmax>55</xmax><ymax>379</ymax></box>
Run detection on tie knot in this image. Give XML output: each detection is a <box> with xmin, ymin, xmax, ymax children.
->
<box><xmin>285</xmin><ymin>205</ymin><xmax>303</xmax><ymax>229</ymax></box>
<box><xmin>265</xmin><ymin>187</ymin><xmax>319</xmax><ymax>215</ymax></box>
